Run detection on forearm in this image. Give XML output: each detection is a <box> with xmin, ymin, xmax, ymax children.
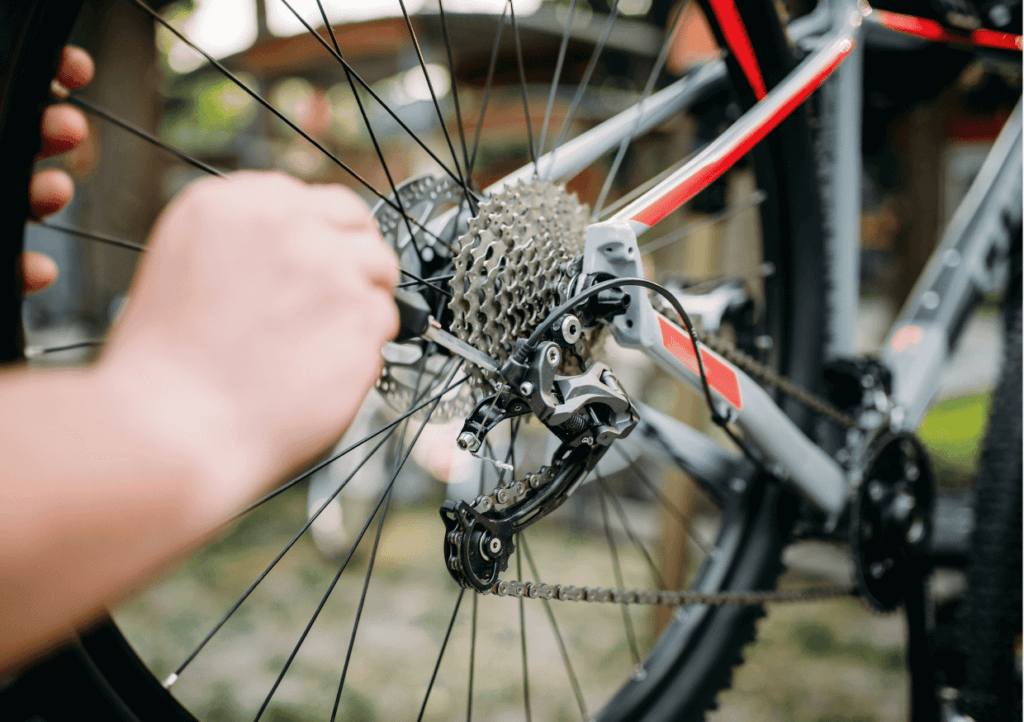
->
<box><xmin>0</xmin><ymin>362</ymin><xmax>263</xmax><ymax>670</ymax></box>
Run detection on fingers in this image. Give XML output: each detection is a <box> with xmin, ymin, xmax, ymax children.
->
<box><xmin>22</xmin><ymin>252</ymin><xmax>58</xmax><ymax>294</ymax></box>
<box><xmin>55</xmin><ymin>46</ymin><xmax>94</xmax><ymax>92</ymax></box>
<box><xmin>30</xmin><ymin>46</ymin><xmax>93</xmax><ymax>218</ymax></box>
<box><xmin>37</xmin><ymin>104</ymin><xmax>88</xmax><ymax>160</ymax></box>
<box><xmin>29</xmin><ymin>169</ymin><xmax>74</xmax><ymax>218</ymax></box>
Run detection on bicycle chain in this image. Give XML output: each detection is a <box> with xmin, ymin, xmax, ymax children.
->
<box><xmin>695</xmin><ymin>329</ymin><xmax>859</xmax><ymax>428</ymax></box>
<box><xmin>459</xmin><ymin>304</ymin><xmax>863</xmax><ymax>607</ymax></box>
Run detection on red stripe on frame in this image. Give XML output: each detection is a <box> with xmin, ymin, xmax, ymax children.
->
<box><xmin>707</xmin><ymin>0</ymin><xmax>768</xmax><ymax>99</ymax></box>
<box><xmin>658</xmin><ymin>317</ymin><xmax>743</xmax><ymax>410</ymax></box>
<box><xmin>631</xmin><ymin>38</ymin><xmax>853</xmax><ymax>228</ymax></box>
<box><xmin>873</xmin><ymin>9</ymin><xmax>1023</xmax><ymax>50</ymax></box>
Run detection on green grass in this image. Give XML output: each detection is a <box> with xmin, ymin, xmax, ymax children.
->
<box><xmin>917</xmin><ymin>393</ymin><xmax>990</xmax><ymax>487</ymax></box>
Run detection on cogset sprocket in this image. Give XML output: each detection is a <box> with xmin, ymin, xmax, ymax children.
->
<box><xmin>448</xmin><ymin>179</ymin><xmax>589</xmax><ymax>391</ymax></box>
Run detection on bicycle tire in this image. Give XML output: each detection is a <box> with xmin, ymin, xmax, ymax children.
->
<box><xmin>0</xmin><ymin>1</ymin><xmax>829</xmax><ymax>720</ymax></box>
<box><xmin>956</xmin><ymin>227</ymin><xmax>1022</xmax><ymax>722</ymax></box>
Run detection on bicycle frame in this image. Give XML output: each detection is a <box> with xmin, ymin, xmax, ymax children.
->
<box><xmin>487</xmin><ymin>0</ymin><xmax>1023</xmax><ymax>518</ymax></box>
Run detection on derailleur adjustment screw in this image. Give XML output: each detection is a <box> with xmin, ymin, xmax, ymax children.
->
<box><xmin>580</xmin><ymin>435</ymin><xmax>594</xmax><ymax>446</ymax></box>
<box><xmin>559</xmin><ymin>315</ymin><xmax>583</xmax><ymax>344</ymax></box>
<box><xmin>519</xmin><ymin>381</ymin><xmax>534</xmax><ymax>396</ymax></box>
<box><xmin>457</xmin><ymin>432</ymin><xmax>482</xmax><ymax>453</ymax></box>
<box><xmin>546</xmin><ymin>345</ymin><xmax>562</xmax><ymax>367</ymax></box>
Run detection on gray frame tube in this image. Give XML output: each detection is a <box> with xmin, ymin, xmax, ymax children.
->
<box><xmin>882</xmin><ymin>99</ymin><xmax>1023</xmax><ymax>429</ymax></box>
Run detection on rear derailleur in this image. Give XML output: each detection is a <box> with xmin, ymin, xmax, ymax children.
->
<box><xmin>441</xmin><ymin>283</ymin><xmax>640</xmax><ymax>592</ymax></box>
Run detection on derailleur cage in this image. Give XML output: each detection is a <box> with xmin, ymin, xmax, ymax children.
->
<box><xmin>440</xmin><ymin>500</ymin><xmax>516</xmax><ymax>592</ymax></box>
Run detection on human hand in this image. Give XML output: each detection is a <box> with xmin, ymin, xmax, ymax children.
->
<box><xmin>96</xmin><ymin>172</ymin><xmax>400</xmax><ymax>511</ymax></box>
<box><xmin>25</xmin><ymin>46</ymin><xmax>94</xmax><ymax>293</ymax></box>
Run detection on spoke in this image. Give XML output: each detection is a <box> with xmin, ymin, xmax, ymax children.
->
<box><xmin>437</xmin><ymin>0</ymin><xmax>472</xmax><ymax>179</ymax></box>
<box><xmin>535</xmin><ymin>0</ymin><xmax>577</xmax><ymax>160</ymax></box>
<box><xmin>311</xmin><ymin>0</ymin><xmax>424</xmax><ymax>263</ymax></box>
<box><xmin>395</xmin><ymin>0</ymin><xmax>476</xmax><ymax>211</ymax></box>
<box><xmin>132</xmin><ymin>0</ymin><xmax>445</xmax><ymax>240</ymax></box>
<box><xmin>596</xmin><ymin>479</ymin><xmax>640</xmax><ymax>666</ymax></box>
<box><xmin>397</xmin><ymin>273</ymin><xmax>454</xmax><ymax>290</ymax></box>
<box><xmin>508</xmin><ymin>0</ymin><xmax>537</xmax><ymax>169</ymax></box>
<box><xmin>24</xmin><ymin>340</ymin><xmax>102</xmax><ymax>359</ymax></box>
<box><xmin>592</xmin><ymin>5</ymin><xmax>685</xmax><ymax>218</ymax></box>
<box><xmin>331</xmin><ymin>358</ymin><xmax>460</xmax><ymax>716</ymax></box>
<box><xmin>167</xmin><ymin>417</ymin><xmax>403</xmax><ymax>686</ymax></box>
<box><xmin>516</xmin><ymin>535</ymin><xmax>532</xmax><ymax>722</ymax></box>
<box><xmin>254</xmin><ymin>358</ymin><xmax>454</xmax><ymax>720</ymax></box>
<box><xmin>33</xmin><ymin>220</ymin><xmax>146</xmax><ymax>252</ymax></box>
<box><xmin>468</xmin><ymin>4</ymin><xmax>507</xmax><ymax>177</ymax></box>
<box><xmin>238</xmin><ymin>374</ymin><xmax>467</xmax><ymax>516</ymax></box>
<box><xmin>273</xmin><ymin>0</ymin><xmax>467</xmax><ymax>197</ymax></box>
<box><xmin>252</xmin><ymin>483</ymin><xmax>391</xmax><ymax>722</ymax></box>
<box><xmin>669</xmin><ymin>260</ymin><xmax>776</xmax><ymax>294</ymax></box>
<box><xmin>169</xmin><ymin>364</ymin><xmax>463</xmax><ymax>687</ymax></box>
<box><xmin>283</xmin><ymin>0</ymin><xmax>446</xmax><ymax>260</ymax></box>
<box><xmin>616</xmin><ymin>448</ymin><xmax>714</xmax><ymax>557</ymax></box>
<box><xmin>466</xmin><ymin>592</ymin><xmax>478</xmax><ymax>722</ymax></box>
<box><xmin>329</xmin><ymin>487</ymin><xmax>395</xmax><ymax>722</ymax></box>
<box><xmin>400</xmin><ymin>268</ymin><xmax>453</xmax><ymax>298</ymax></box>
<box><xmin>597</xmin><ymin>477</ymin><xmax>665</xmax><ymax>588</ymax></box>
<box><xmin>63</xmin><ymin>93</ymin><xmax>223</xmax><ymax>177</ymax></box>
<box><xmin>415</xmin><ymin>589</ymin><xmax>466</xmax><ymax>722</ymax></box>
<box><xmin>545</xmin><ymin>0</ymin><xmax>623</xmax><ymax>180</ymax></box>
<box><xmin>520</xmin><ymin>535</ymin><xmax>588</xmax><ymax>721</ymax></box>
<box><xmin>638</xmin><ymin>190</ymin><xmax>768</xmax><ymax>256</ymax></box>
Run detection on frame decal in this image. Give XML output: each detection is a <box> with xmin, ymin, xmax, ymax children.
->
<box><xmin>658</xmin><ymin>316</ymin><xmax>743</xmax><ymax>410</ymax></box>
<box><xmin>619</xmin><ymin>34</ymin><xmax>855</xmax><ymax>231</ymax></box>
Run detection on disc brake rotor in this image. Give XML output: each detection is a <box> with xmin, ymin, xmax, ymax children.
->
<box><xmin>373</xmin><ymin>175</ymin><xmax>474</xmax><ymax>421</ymax></box>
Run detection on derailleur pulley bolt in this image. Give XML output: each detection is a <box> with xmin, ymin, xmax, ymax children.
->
<box><xmin>457</xmin><ymin>432</ymin><xmax>482</xmax><ymax>453</ymax></box>
<box><xmin>488</xmin><ymin>537</ymin><xmax>502</xmax><ymax>555</ymax></box>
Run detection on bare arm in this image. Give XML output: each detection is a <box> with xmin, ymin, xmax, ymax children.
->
<box><xmin>0</xmin><ymin>172</ymin><xmax>399</xmax><ymax>670</ymax></box>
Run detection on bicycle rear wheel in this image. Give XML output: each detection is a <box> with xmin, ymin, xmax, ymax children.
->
<box><xmin>0</xmin><ymin>1</ymin><xmax>830</xmax><ymax>720</ymax></box>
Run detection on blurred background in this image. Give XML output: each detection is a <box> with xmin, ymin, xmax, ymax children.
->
<box><xmin>25</xmin><ymin>0</ymin><xmax>1021</xmax><ymax>720</ymax></box>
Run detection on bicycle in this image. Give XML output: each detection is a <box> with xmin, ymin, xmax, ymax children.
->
<box><xmin>0</xmin><ymin>0</ymin><xmax>1019</xmax><ymax>720</ymax></box>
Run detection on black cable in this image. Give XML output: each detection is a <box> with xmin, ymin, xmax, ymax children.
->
<box><xmin>515</xmin><ymin>277</ymin><xmax>723</xmax><ymax>423</ymax></box>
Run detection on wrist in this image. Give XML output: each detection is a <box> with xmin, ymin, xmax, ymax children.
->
<box><xmin>92</xmin><ymin>347</ymin><xmax>273</xmax><ymax>524</ymax></box>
